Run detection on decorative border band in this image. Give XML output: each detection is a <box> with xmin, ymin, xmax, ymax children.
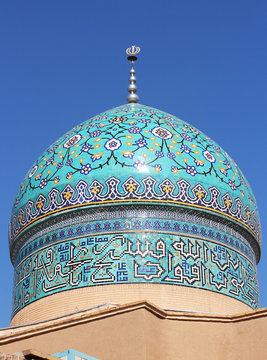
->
<box><xmin>12</xmin><ymin>232</ymin><xmax>259</xmax><ymax>318</ymax></box>
<box><xmin>15</xmin><ymin>217</ymin><xmax>256</xmax><ymax>266</ymax></box>
<box><xmin>10</xmin><ymin>177</ymin><xmax>261</xmax><ymax>245</ymax></box>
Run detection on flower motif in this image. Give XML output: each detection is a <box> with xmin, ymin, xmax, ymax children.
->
<box><xmin>137</xmin><ymin>118</ymin><xmax>151</xmax><ymax>124</ymax></box>
<box><xmin>82</xmin><ymin>144</ymin><xmax>92</xmax><ymax>152</ymax></box>
<box><xmin>66</xmin><ymin>158</ymin><xmax>73</xmax><ymax>166</ymax></box>
<box><xmin>127</xmin><ymin>183</ymin><xmax>136</xmax><ymax>193</ymax></box>
<box><xmin>80</xmin><ymin>164</ymin><xmax>92</xmax><ymax>175</ymax></box>
<box><xmin>224</xmin><ymin>160</ymin><xmax>231</xmax><ymax>169</ymax></box>
<box><xmin>90</xmin><ymin>130</ymin><xmax>102</xmax><ymax>138</ymax></box>
<box><xmin>114</xmin><ymin>221</ymin><xmax>120</xmax><ymax>229</ymax></box>
<box><xmin>228</xmin><ymin>179</ymin><xmax>236</xmax><ymax>190</ymax></box>
<box><xmin>186</xmin><ymin>165</ymin><xmax>197</xmax><ymax>176</ymax></box>
<box><xmin>163</xmin><ymin>184</ymin><xmax>172</xmax><ymax>193</ymax></box>
<box><xmin>181</xmin><ymin>133</ymin><xmax>192</xmax><ymax>142</ymax></box>
<box><xmin>46</xmin><ymin>156</ymin><xmax>54</xmax><ymax>166</ymax></box>
<box><xmin>163</xmin><ymin>115</ymin><xmax>175</xmax><ymax>121</ymax></box>
<box><xmin>63</xmin><ymin>134</ymin><xmax>82</xmax><ymax>148</ymax></box>
<box><xmin>35</xmin><ymin>173</ymin><xmax>42</xmax><ymax>181</ymax></box>
<box><xmin>47</xmin><ymin>145</ymin><xmax>58</xmax><ymax>154</ymax></box>
<box><xmin>28</xmin><ymin>165</ymin><xmax>38</xmax><ymax>178</ymax></box>
<box><xmin>196</xmin><ymin>190</ymin><xmax>204</xmax><ymax>199</ymax></box>
<box><xmin>133</xmin><ymin>220</ymin><xmax>141</xmax><ymax>229</ymax></box>
<box><xmin>54</xmin><ymin>176</ymin><xmax>60</xmax><ymax>185</ymax></box>
<box><xmin>174</xmin><ymin>223</ymin><xmax>180</xmax><ymax>230</ymax></box>
<box><xmin>94</xmin><ymin>223</ymin><xmax>102</xmax><ymax>231</ymax></box>
<box><xmin>37</xmin><ymin>200</ymin><xmax>44</xmax><ymax>209</ymax></box>
<box><xmin>104</xmin><ymin>138</ymin><xmax>122</xmax><ymax>151</ymax></box>
<box><xmin>91</xmin><ymin>153</ymin><xmax>104</xmax><ymax>161</ymax></box>
<box><xmin>164</xmin><ymin>222</ymin><xmax>171</xmax><ymax>230</ymax></box>
<box><xmin>225</xmin><ymin>199</ymin><xmax>232</xmax><ymax>208</ymax></box>
<box><xmin>129</xmin><ymin>127</ymin><xmax>141</xmax><ymax>134</ymax></box>
<box><xmin>154</xmin><ymin>164</ymin><xmax>162</xmax><ymax>173</ymax></box>
<box><xmin>96</xmin><ymin>115</ymin><xmax>107</xmax><ymax>122</ymax></box>
<box><xmin>145</xmin><ymin>221</ymin><xmax>151</xmax><ymax>229</ymax></box>
<box><xmin>218</xmin><ymin>166</ymin><xmax>228</xmax><ymax>176</ymax></box>
<box><xmin>57</xmin><ymin>162</ymin><xmax>64</xmax><ymax>169</ymax></box>
<box><xmin>167</xmin><ymin>152</ymin><xmax>175</xmax><ymax>159</ymax></box>
<box><xmin>212</xmin><ymin>144</ymin><xmax>221</xmax><ymax>152</ymax></box>
<box><xmin>121</xmin><ymin>151</ymin><xmax>134</xmax><ymax>159</ymax></box>
<box><xmin>133</xmin><ymin>160</ymin><xmax>145</xmax><ymax>170</ymax></box>
<box><xmin>171</xmin><ymin>166</ymin><xmax>178</xmax><ymax>174</ymax></box>
<box><xmin>133</xmin><ymin>112</ymin><xmax>146</xmax><ymax>117</ymax></box>
<box><xmin>166</xmin><ymin>121</ymin><xmax>176</xmax><ymax>128</ymax></box>
<box><xmin>91</xmin><ymin>185</ymin><xmax>100</xmax><ymax>195</ymax></box>
<box><xmin>66</xmin><ymin>172</ymin><xmax>73</xmax><ymax>180</ymax></box>
<box><xmin>104</xmin><ymin>222</ymin><xmax>111</xmax><ymax>230</ymax></box>
<box><xmin>109</xmin><ymin>116</ymin><xmax>127</xmax><ymax>124</ymax></box>
<box><xmin>183</xmin><ymin>124</ymin><xmax>200</xmax><ymax>135</ymax></box>
<box><xmin>194</xmin><ymin>159</ymin><xmax>205</xmax><ymax>166</ymax></box>
<box><xmin>180</xmin><ymin>144</ymin><xmax>191</xmax><ymax>154</ymax></box>
<box><xmin>155</xmin><ymin>151</ymin><xmax>164</xmax><ymax>158</ymax></box>
<box><xmin>135</xmin><ymin>139</ymin><xmax>147</xmax><ymax>147</ymax></box>
<box><xmin>76</xmin><ymin>226</ymin><xmax>83</xmax><ymax>234</ymax></box>
<box><xmin>151</xmin><ymin>126</ymin><xmax>173</xmax><ymax>139</ymax></box>
<box><xmin>64</xmin><ymin>191</ymin><xmax>72</xmax><ymax>200</ymax></box>
<box><xmin>39</xmin><ymin>178</ymin><xmax>48</xmax><ymax>189</ymax></box>
<box><xmin>203</xmin><ymin>150</ymin><xmax>216</xmax><ymax>163</ymax></box>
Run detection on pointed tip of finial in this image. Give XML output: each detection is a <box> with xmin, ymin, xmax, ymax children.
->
<box><xmin>126</xmin><ymin>46</ymin><xmax>140</xmax><ymax>104</ymax></box>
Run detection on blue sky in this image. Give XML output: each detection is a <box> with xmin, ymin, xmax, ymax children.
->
<box><xmin>0</xmin><ymin>1</ymin><xmax>266</xmax><ymax>327</ymax></box>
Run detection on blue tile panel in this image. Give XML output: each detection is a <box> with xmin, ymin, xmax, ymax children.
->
<box><xmin>10</xmin><ymin>104</ymin><xmax>261</xmax><ymax>247</ymax></box>
<box><xmin>53</xmin><ymin>349</ymin><xmax>99</xmax><ymax>360</ymax></box>
<box><xmin>14</xmin><ymin>216</ymin><xmax>256</xmax><ymax>266</ymax></box>
<box><xmin>12</xmin><ymin>230</ymin><xmax>259</xmax><ymax>317</ymax></box>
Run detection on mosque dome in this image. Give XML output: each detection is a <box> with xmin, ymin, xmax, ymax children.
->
<box><xmin>9</xmin><ymin>103</ymin><xmax>261</xmax><ymax>325</ymax></box>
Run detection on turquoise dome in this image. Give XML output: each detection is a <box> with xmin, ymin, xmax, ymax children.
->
<box><xmin>9</xmin><ymin>104</ymin><xmax>261</xmax><ymax>259</ymax></box>
<box><xmin>9</xmin><ymin>103</ymin><xmax>262</xmax><ymax>321</ymax></box>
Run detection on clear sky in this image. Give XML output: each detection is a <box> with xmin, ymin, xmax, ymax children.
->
<box><xmin>0</xmin><ymin>1</ymin><xmax>266</xmax><ymax>327</ymax></box>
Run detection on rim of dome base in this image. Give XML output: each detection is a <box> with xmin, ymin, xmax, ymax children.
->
<box><xmin>9</xmin><ymin>200</ymin><xmax>261</xmax><ymax>264</ymax></box>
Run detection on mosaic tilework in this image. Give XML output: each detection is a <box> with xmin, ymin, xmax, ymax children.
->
<box><xmin>10</xmin><ymin>104</ymin><xmax>261</xmax><ymax>245</ymax></box>
<box><xmin>12</xmin><ymin>232</ymin><xmax>259</xmax><ymax>317</ymax></box>
<box><xmin>15</xmin><ymin>217</ymin><xmax>256</xmax><ymax>266</ymax></box>
<box><xmin>10</xmin><ymin>177</ymin><xmax>261</xmax><ymax>246</ymax></box>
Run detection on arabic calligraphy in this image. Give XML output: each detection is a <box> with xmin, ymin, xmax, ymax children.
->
<box><xmin>12</xmin><ymin>233</ymin><xmax>259</xmax><ymax>317</ymax></box>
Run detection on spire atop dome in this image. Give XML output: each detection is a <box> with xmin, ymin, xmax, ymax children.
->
<box><xmin>126</xmin><ymin>45</ymin><xmax>140</xmax><ymax>103</ymax></box>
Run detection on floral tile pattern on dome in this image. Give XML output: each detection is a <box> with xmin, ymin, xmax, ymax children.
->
<box><xmin>10</xmin><ymin>104</ymin><xmax>261</xmax><ymax>245</ymax></box>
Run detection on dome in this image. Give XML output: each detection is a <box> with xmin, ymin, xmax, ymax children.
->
<box><xmin>9</xmin><ymin>104</ymin><xmax>261</xmax><ymax>324</ymax></box>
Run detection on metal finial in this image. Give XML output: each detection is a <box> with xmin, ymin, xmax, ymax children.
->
<box><xmin>126</xmin><ymin>45</ymin><xmax>140</xmax><ymax>104</ymax></box>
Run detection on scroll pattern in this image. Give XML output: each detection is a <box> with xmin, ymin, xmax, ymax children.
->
<box><xmin>10</xmin><ymin>177</ymin><xmax>261</xmax><ymax>245</ymax></box>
